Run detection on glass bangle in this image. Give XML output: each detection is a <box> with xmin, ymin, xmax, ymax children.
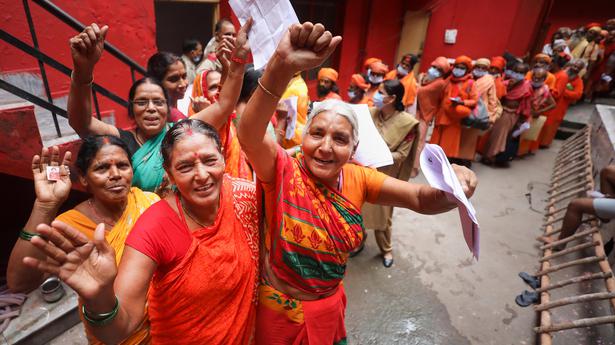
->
<box><xmin>82</xmin><ymin>296</ymin><xmax>120</xmax><ymax>327</ymax></box>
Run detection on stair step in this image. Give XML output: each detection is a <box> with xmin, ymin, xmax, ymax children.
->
<box><xmin>2</xmin><ymin>282</ymin><xmax>80</xmax><ymax>345</ymax></box>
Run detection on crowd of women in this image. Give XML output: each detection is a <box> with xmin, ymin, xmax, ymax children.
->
<box><xmin>7</xmin><ymin>14</ymin><xmax>613</xmax><ymax>345</ymax></box>
<box><xmin>6</xmin><ymin>19</ymin><xmax>478</xmax><ymax>345</ymax></box>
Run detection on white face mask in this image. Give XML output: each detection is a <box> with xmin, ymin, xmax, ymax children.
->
<box><xmin>368</xmin><ymin>74</ymin><xmax>384</xmax><ymax>84</ymax></box>
<box><xmin>397</xmin><ymin>65</ymin><xmax>409</xmax><ymax>76</ymax></box>
<box><xmin>347</xmin><ymin>90</ymin><xmax>356</xmax><ymax>99</ymax></box>
<box><xmin>427</xmin><ymin>67</ymin><xmax>441</xmax><ymax>80</ymax></box>
<box><xmin>452</xmin><ymin>67</ymin><xmax>467</xmax><ymax>78</ymax></box>
<box><xmin>473</xmin><ymin>69</ymin><xmax>487</xmax><ymax>78</ymax></box>
<box><xmin>192</xmin><ymin>55</ymin><xmax>202</xmax><ymax>64</ymax></box>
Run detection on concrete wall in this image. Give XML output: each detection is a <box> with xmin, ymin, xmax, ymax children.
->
<box><xmin>590</xmin><ymin>105</ymin><xmax>615</xmax><ymax>265</ymax></box>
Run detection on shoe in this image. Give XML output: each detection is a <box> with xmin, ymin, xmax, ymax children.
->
<box><xmin>382</xmin><ymin>257</ymin><xmax>394</xmax><ymax>268</ymax></box>
<box><xmin>515</xmin><ymin>290</ymin><xmax>539</xmax><ymax>307</ymax></box>
<box><xmin>518</xmin><ymin>272</ymin><xmax>541</xmax><ymax>289</ymax></box>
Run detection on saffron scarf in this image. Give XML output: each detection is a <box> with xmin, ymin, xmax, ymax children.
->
<box><xmin>131</xmin><ymin>124</ymin><xmax>169</xmax><ymax>192</ymax></box>
<box><xmin>503</xmin><ymin>79</ymin><xmax>532</xmax><ymax>117</ymax></box>
<box><xmin>56</xmin><ymin>188</ymin><xmax>159</xmax><ymax>345</ymax></box>
<box><xmin>267</xmin><ymin>148</ymin><xmax>364</xmax><ymax>296</ymax></box>
<box><xmin>146</xmin><ymin>176</ymin><xmax>259</xmax><ymax>344</ymax></box>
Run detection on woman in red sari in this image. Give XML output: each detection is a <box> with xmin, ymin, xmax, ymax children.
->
<box><xmin>237</xmin><ymin>22</ymin><xmax>478</xmax><ymax>344</ymax></box>
<box><xmin>24</xmin><ymin>119</ymin><xmax>259</xmax><ymax>345</ymax></box>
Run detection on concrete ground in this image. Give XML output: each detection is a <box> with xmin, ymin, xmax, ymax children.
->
<box><xmin>345</xmin><ymin>104</ymin><xmax>615</xmax><ymax>344</ymax></box>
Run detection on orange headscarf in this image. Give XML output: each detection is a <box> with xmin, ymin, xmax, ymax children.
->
<box><xmin>454</xmin><ymin>55</ymin><xmax>473</xmax><ymax>70</ymax></box>
<box><xmin>369</xmin><ymin>61</ymin><xmax>389</xmax><ymax>74</ymax></box>
<box><xmin>490</xmin><ymin>56</ymin><xmax>506</xmax><ymax>71</ymax></box>
<box><xmin>350</xmin><ymin>74</ymin><xmax>369</xmax><ymax>90</ymax></box>
<box><xmin>363</xmin><ymin>57</ymin><xmax>382</xmax><ymax>71</ymax></box>
<box><xmin>432</xmin><ymin>56</ymin><xmax>451</xmax><ymax>73</ymax></box>
<box><xmin>318</xmin><ymin>67</ymin><xmax>339</xmax><ymax>82</ymax></box>
<box><xmin>533</xmin><ymin>53</ymin><xmax>552</xmax><ymax>64</ymax></box>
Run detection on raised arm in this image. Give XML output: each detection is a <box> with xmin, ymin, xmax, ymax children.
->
<box><xmin>67</xmin><ymin>24</ymin><xmax>119</xmax><ymax>138</ymax></box>
<box><xmin>7</xmin><ymin>147</ymin><xmax>71</xmax><ymax>292</ymax></box>
<box><xmin>376</xmin><ymin>164</ymin><xmax>477</xmax><ymax>214</ymax></box>
<box><xmin>237</xmin><ymin>22</ymin><xmax>341</xmax><ymax>183</ymax></box>
<box><xmin>24</xmin><ymin>221</ymin><xmax>155</xmax><ymax>344</ymax></box>
<box><xmin>190</xmin><ymin>19</ymin><xmax>252</xmax><ymax>130</ymax></box>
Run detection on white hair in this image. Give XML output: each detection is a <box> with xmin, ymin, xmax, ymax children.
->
<box><xmin>303</xmin><ymin>99</ymin><xmax>359</xmax><ymax>147</ymax></box>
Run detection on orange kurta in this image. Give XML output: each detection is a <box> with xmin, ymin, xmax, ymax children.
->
<box><xmin>430</xmin><ymin>77</ymin><xmax>478</xmax><ymax>158</ymax></box>
<box><xmin>538</xmin><ymin>72</ymin><xmax>584</xmax><ymax>147</ymax></box>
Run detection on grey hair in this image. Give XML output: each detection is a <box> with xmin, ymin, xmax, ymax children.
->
<box><xmin>303</xmin><ymin>99</ymin><xmax>360</xmax><ymax>147</ymax></box>
<box><xmin>569</xmin><ymin>58</ymin><xmax>586</xmax><ymax>69</ymax></box>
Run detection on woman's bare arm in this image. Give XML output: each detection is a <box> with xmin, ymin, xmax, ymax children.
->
<box><xmin>237</xmin><ymin>22</ymin><xmax>341</xmax><ymax>184</ymax></box>
<box><xmin>67</xmin><ymin>24</ymin><xmax>119</xmax><ymax>138</ymax></box>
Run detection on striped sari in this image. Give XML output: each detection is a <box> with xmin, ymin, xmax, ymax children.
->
<box><xmin>257</xmin><ymin>147</ymin><xmax>386</xmax><ymax>344</ymax></box>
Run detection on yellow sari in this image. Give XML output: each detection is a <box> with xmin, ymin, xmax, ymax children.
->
<box><xmin>56</xmin><ymin>187</ymin><xmax>159</xmax><ymax>345</ymax></box>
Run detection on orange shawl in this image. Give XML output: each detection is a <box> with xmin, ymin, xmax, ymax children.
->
<box><xmin>147</xmin><ymin>177</ymin><xmax>259</xmax><ymax>345</ymax></box>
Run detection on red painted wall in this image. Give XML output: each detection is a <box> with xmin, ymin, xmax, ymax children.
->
<box><xmin>0</xmin><ymin>0</ymin><xmax>157</xmax><ymax>129</ymax></box>
<box><xmin>420</xmin><ymin>0</ymin><xmax>546</xmax><ymax>72</ymax></box>
<box><xmin>542</xmin><ymin>0</ymin><xmax>615</xmax><ymax>44</ymax></box>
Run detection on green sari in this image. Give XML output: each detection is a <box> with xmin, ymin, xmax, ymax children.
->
<box><xmin>131</xmin><ymin>124</ymin><xmax>169</xmax><ymax>192</ymax></box>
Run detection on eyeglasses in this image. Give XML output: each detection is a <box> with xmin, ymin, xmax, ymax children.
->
<box><xmin>132</xmin><ymin>99</ymin><xmax>167</xmax><ymax>108</ymax></box>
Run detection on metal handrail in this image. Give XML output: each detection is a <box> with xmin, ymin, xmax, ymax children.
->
<box><xmin>0</xmin><ymin>29</ymin><xmax>129</xmax><ymax>109</ymax></box>
<box><xmin>32</xmin><ymin>0</ymin><xmax>147</xmax><ymax>78</ymax></box>
<box><xmin>0</xmin><ymin>79</ymin><xmax>68</xmax><ymax>117</ymax></box>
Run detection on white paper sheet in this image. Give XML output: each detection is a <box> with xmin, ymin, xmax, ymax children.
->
<box><xmin>420</xmin><ymin>144</ymin><xmax>480</xmax><ymax>260</ymax></box>
<box><xmin>282</xmin><ymin>96</ymin><xmax>298</xmax><ymax>140</ymax></box>
<box><xmin>311</xmin><ymin>102</ymin><xmax>393</xmax><ymax>168</ymax></box>
<box><xmin>229</xmin><ymin>0</ymin><xmax>300</xmax><ymax>70</ymax></box>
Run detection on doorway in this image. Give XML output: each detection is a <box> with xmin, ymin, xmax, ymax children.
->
<box><xmin>154</xmin><ymin>0</ymin><xmax>218</xmax><ymax>55</ymax></box>
<box><xmin>395</xmin><ymin>10</ymin><xmax>430</xmax><ymax>72</ymax></box>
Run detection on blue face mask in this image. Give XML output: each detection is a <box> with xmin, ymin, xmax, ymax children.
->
<box><xmin>504</xmin><ymin>69</ymin><xmax>513</xmax><ymax>77</ymax></box>
<box><xmin>368</xmin><ymin>74</ymin><xmax>384</xmax><ymax>85</ymax></box>
<box><xmin>373</xmin><ymin>91</ymin><xmax>385</xmax><ymax>109</ymax></box>
<box><xmin>397</xmin><ymin>65</ymin><xmax>409</xmax><ymax>76</ymax></box>
<box><xmin>427</xmin><ymin>67</ymin><xmax>441</xmax><ymax>80</ymax></box>
<box><xmin>473</xmin><ymin>69</ymin><xmax>487</xmax><ymax>78</ymax></box>
<box><xmin>531</xmin><ymin>81</ymin><xmax>544</xmax><ymax>88</ymax></box>
<box><xmin>347</xmin><ymin>90</ymin><xmax>356</xmax><ymax>99</ymax></box>
<box><xmin>452</xmin><ymin>67</ymin><xmax>467</xmax><ymax>78</ymax></box>
<box><xmin>510</xmin><ymin>71</ymin><xmax>525</xmax><ymax>81</ymax></box>
<box><xmin>192</xmin><ymin>55</ymin><xmax>202</xmax><ymax>64</ymax></box>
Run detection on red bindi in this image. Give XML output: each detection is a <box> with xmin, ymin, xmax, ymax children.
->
<box><xmin>184</xmin><ymin>127</ymin><xmax>194</xmax><ymax>136</ymax></box>
<box><xmin>102</xmin><ymin>137</ymin><xmax>111</xmax><ymax>145</ymax></box>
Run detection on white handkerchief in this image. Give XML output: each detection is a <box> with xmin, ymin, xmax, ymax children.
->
<box><xmin>229</xmin><ymin>0</ymin><xmax>300</xmax><ymax>70</ymax></box>
<box><xmin>312</xmin><ymin>102</ymin><xmax>393</xmax><ymax>168</ymax></box>
<box><xmin>420</xmin><ymin>144</ymin><xmax>480</xmax><ymax>260</ymax></box>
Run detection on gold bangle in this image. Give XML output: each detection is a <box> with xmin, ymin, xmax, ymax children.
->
<box><xmin>70</xmin><ymin>71</ymin><xmax>93</xmax><ymax>86</ymax></box>
<box><xmin>257</xmin><ymin>78</ymin><xmax>281</xmax><ymax>99</ymax></box>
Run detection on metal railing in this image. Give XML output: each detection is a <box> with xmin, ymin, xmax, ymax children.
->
<box><xmin>0</xmin><ymin>0</ymin><xmax>146</xmax><ymax>137</ymax></box>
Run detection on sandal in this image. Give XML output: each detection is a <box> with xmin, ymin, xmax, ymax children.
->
<box><xmin>518</xmin><ymin>272</ymin><xmax>541</xmax><ymax>289</ymax></box>
<box><xmin>515</xmin><ymin>290</ymin><xmax>539</xmax><ymax>307</ymax></box>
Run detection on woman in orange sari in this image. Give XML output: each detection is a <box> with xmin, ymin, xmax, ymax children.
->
<box><xmin>539</xmin><ymin>59</ymin><xmax>585</xmax><ymax>147</ymax></box>
<box><xmin>237</xmin><ymin>22</ymin><xmax>477</xmax><ymax>344</ymax></box>
<box><xmin>411</xmin><ymin>56</ymin><xmax>451</xmax><ymax>176</ymax></box>
<box><xmin>24</xmin><ymin>119</ymin><xmax>259</xmax><ymax>345</ymax></box>
<box><xmin>431</xmin><ymin>55</ymin><xmax>478</xmax><ymax>164</ymax></box>
<box><xmin>8</xmin><ymin>137</ymin><xmax>159</xmax><ymax>345</ymax></box>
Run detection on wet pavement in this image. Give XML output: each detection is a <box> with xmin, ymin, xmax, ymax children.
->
<box><xmin>345</xmin><ymin>141</ymin><xmax>561</xmax><ymax>344</ymax></box>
